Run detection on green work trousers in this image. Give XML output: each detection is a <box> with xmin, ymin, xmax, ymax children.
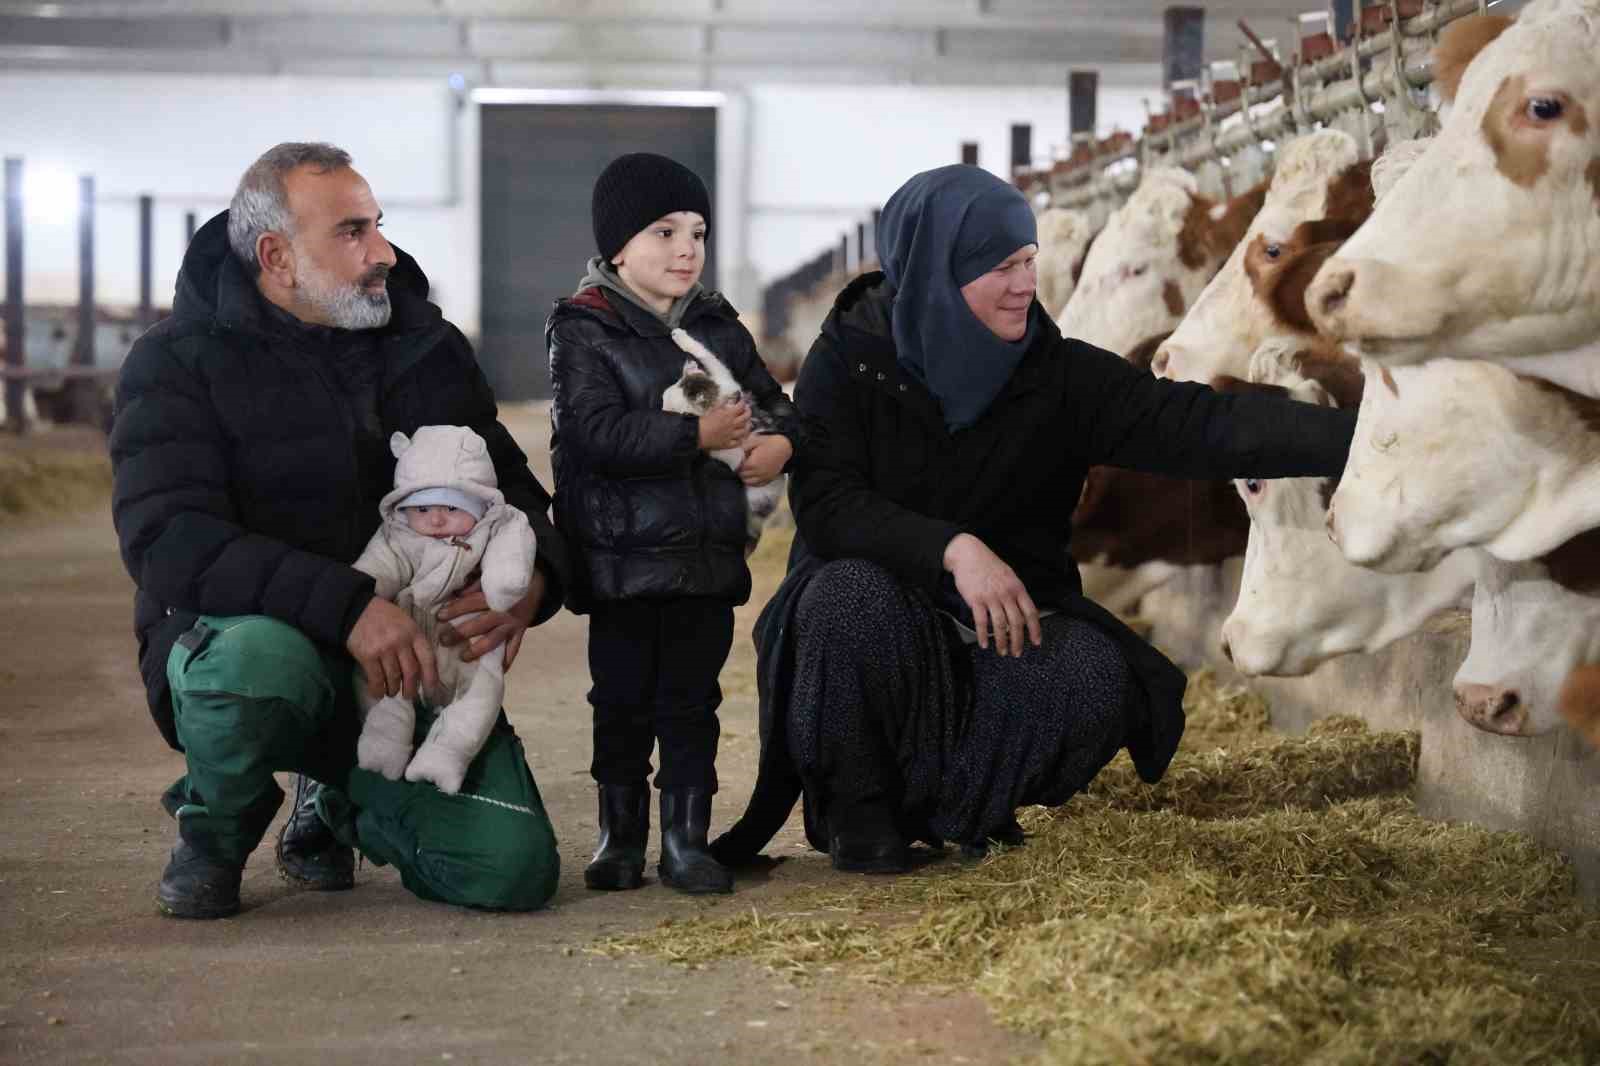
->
<box><xmin>162</xmin><ymin>614</ymin><xmax>560</xmax><ymax>911</ymax></box>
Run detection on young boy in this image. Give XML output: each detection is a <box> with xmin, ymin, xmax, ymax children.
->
<box><xmin>546</xmin><ymin>153</ymin><xmax>800</xmax><ymax>894</ymax></box>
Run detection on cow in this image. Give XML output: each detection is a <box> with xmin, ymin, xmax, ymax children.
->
<box><xmin>1072</xmin><ymin>462</ymin><xmax>1251</xmax><ymax>614</ymax></box>
<box><xmin>1307</xmin><ymin>2</ymin><xmax>1600</xmax><ymax>371</ymax></box>
<box><xmin>1034</xmin><ymin>207</ymin><xmax>1098</xmax><ymax>320</ymax></box>
<box><xmin>1057</xmin><ymin>166</ymin><xmax>1267</xmax><ymax>358</ymax></box>
<box><xmin>1214</xmin><ymin>337</ymin><xmax>1476</xmax><ymax>676</ymax></box>
<box><xmin>1153</xmin><ymin>129</ymin><xmax>1376</xmax><ymax>385</ymax></box>
<box><xmin>1454</xmin><ymin>529</ymin><xmax>1600</xmax><ymax>737</ymax></box>
<box><xmin>1327</xmin><ymin>358</ymin><xmax>1600</xmax><ymax>573</ymax></box>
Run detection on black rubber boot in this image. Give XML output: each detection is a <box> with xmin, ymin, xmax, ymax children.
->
<box><xmin>658</xmin><ymin>788</ymin><xmax>733</xmax><ymax>895</ymax></box>
<box><xmin>583</xmin><ymin>783</ymin><xmax>649</xmax><ymax>891</ymax></box>
<box><xmin>275</xmin><ymin>774</ymin><xmax>355</xmax><ymax>891</ymax></box>
<box><xmin>156</xmin><ymin>834</ymin><xmax>244</xmax><ymax>920</ymax></box>
<box><xmin>828</xmin><ymin>798</ymin><xmax>911</xmax><ymax>874</ymax></box>
<box><xmin>961</xmin><ymin>816</ymin><xmax>1027</xmax><ymax>861</ymax></box>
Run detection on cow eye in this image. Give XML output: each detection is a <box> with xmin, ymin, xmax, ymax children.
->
<box><xmin>1527</xmin><ymin>97</ymin><xmax>1564</xmax><ymax>122</ymax></box>
<box><xmin>1244</xmin><ymin>479</ymin><xmax>1263</xmax><ymax>496</ymax></box>
<box><xmin>1264</xmin><ymin>243</ymin><xmax>1282</xmax><ymax>260</ymax></box>
<box><xmin>1132</xmin><ymin>265</ymin><xmax>1149</xmax><ymax>277</ymax></box>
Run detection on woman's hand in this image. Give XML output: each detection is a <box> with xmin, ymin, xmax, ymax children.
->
<box><xmin>943</xmin><ymin>533</ymin><xmax>1042</xmax><ymax>657</ymax></box>
<box><xmin>436</xmin><ymin>568</ymin><xmax>546</xmax><ymax>671</ymax></box>
<box><xmin>738</xmin><ymin>434</ymin><xmax>793</xmax><ymax>486</ymax></box>
<box><xmin>698</xmin><ymin>400</ymin><xmax>751</xmax><ymax>451</ymax></box>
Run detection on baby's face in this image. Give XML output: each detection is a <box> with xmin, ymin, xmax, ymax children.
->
<box><xmin>402</xmin><ymin>505</ymin><xmax>477</xmax><ymax>539</ymax></box>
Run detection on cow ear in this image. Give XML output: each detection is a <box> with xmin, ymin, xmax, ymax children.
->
<box><xmin>390</xmin><ymin>431</ymin><xmax>410</xmax><ymax>458</ymax></box>
<box><xmin>1434</xmin><ymin>14</ymin><xmax>1515</xmax><ymax>104</ymax></box>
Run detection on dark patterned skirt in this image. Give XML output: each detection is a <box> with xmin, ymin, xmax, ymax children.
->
<box><xmin>784</xmin><ymin>559</ymin><xmax>1132</xmax><ymax>847</ymax></box>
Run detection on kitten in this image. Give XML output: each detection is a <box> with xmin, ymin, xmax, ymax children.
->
<box><xmin>662</xmin><ymin>328</ymin><xmax>784</xmax><ymax>554</ymax></box>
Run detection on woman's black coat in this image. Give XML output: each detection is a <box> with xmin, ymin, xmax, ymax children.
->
<box><xmin>546</xmin><ymin>287</ymin><xmax>800</xmax><ymax>612</ymax></box>
<box><xmin>711</xmin><ymin>272</ymin><xmax>1355</xmax><ymax>863</ymax></box>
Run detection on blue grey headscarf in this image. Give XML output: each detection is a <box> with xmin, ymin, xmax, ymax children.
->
<box><xmin>876</xmin><ymin>165</ymin><xmax>1040</xmax><ymax>432</ymax></box>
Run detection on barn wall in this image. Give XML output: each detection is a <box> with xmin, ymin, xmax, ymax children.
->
<box><xmin>1143</xmin><ymin>565</ymin><xmax>1600</xmax><ymax>902</ymax></box>
<box><xmin>0</xmin><ymin>73</ymin><xmax>1158</xmax><ymax>342</ymax></box>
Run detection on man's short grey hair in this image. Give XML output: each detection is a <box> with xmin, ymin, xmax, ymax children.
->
<box><xmin>228</xmin><ymin>142</ymin><xmax>353</xmax><ymax>276</ymax></box>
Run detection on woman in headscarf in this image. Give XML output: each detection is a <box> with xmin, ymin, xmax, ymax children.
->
<box><xmin>710</xmin><ymin>165</ymin><xmax>1353</xmax><ymax>873</ymax></box>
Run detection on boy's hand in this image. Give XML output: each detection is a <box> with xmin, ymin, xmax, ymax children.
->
<box><xmin>698</xmin><ymin>400</ymin><xmax>751</xmax><ymax>451</ymax></box>
<box><xmin>738</xmin><ymin>434</ymin><xmax>793</xmax><ymax>486</ymax></box>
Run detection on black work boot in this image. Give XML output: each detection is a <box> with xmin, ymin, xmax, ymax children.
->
<box><xmin>658</xmin><ymin>788</ymin><xmax>733</xmax><ymax>895</ymax></box>
<box><xmin>584</xmin><ymin>783</ymin><xmax>650</xmax><ymax>891</ymax></box>
<box><xmin>274</xmin><ymin>774</ymin><xmax>355</xmax><ymax>891</ymax></box>
<box><xmin>828</xmin><ymin>798</ymin><xmax>911</xmax><ymax>874</ymax></box>
<box><xmin>156</xmin><ymin>834</ymin><xmax>244</xmax><ymax>920</ymax></box>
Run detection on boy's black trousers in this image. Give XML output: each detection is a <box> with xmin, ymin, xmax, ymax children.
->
<box><xmin>586</xmin><ymin>597</ymin><xmax>735</xmax><ymax>792</ymax></box>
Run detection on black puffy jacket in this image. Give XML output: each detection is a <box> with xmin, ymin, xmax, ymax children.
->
<box><xmin>110</xmin><ymin>211</ymin><xmax>568</xmax><ymax>750</ymax></box>
<box><xmin>546</xmin><ymin>286</ymin><xmax>800</xmax><ymax>612</ymax></box>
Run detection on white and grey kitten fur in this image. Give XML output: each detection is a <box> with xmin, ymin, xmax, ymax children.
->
<box><xmin>662</xmin><ymin>328</ymin><xmax>784</xmax><ymax>554</ymax></box>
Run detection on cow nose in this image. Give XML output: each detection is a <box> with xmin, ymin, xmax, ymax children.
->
<box><xmin>1312</xmin><ymin>267</ymin><xmax>1355</xmax><ymax>322</ymax></box>
<box><xmin>1453</xmin><ymin>684</ymin><xmax>1528</xmax><ymax>736</ymax></box>
<box><xmin>1150</xmin><ymin>345</ymin><xmax>1171</xmax><ymax>377</ymax></box>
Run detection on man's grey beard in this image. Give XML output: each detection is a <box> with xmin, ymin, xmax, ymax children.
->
<box><xmin>296</xmin><ymin>254</ymin><xmax>392</xmax><ymax>330</ymax></box>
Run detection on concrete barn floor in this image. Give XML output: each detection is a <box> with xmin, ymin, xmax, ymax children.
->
<box><xmin>0</xmin><ymin>415</ymin><xmax>1035</xmax><ymax>1066</ymax></box>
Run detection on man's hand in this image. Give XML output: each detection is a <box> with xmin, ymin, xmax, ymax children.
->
<box><xmin>698</xmin><ymin>399</ymin><xmax>751</xmax><ymax>451</ymax></box>
<box><xmin>738</xmin><ymin>434</ymin><xmax>793</xmax><ymax>486</ymax></box>
<box><xmin>347</xmin><ymin>597</ymin><xmax>439</xmax><ymax>700</ymax></box>
<box><xmin>437</xmin><ymin>566</ymin><xmax>546</xmax><ymax>671</ymax></box>
<box><xmin>943</xmin><ymin>533</ymin><xmax>1042</xmax><ymax>658</ymax></box>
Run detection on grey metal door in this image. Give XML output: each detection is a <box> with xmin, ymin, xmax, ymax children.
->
<box><xmin>479</xmin><ymin>102</ymin><xmax>717</xmax><ymax>401</ymax></box>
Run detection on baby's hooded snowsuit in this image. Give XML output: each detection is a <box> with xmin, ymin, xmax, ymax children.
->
<box><xmin>354</xmin><ymin>425</ymin><xmax>537</xmax><ymax>794</ymax></box>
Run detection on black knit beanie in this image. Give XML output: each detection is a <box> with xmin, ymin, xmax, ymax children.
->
<box><xmin>591</xmin><ymin>153</ymin><xmax>712</xmax><ymax>263</ymax></box>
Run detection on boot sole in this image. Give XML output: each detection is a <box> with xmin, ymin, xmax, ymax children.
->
<box><xmin>583</xmin><ymin>867</ymin><xmax>646</xmax><ymax>891</ymax></box>
<box><xmin>657</xmin><ymin>866</ymin><xmax>733</xmax><ymax>895</ymax></box>
<box><xmin>830</xmin><ymin>852</ymin><xmax>913</xmax><ymax>875</ymax></box>
<box><xmin>276</xmin><ymin>864</ymin><xmax>356</xmax><ymax>891</ymax></box>
<box><xmin>156</xmin><ymin>892</ymin><xmax>240</xmax><ymax>920</ymax></box>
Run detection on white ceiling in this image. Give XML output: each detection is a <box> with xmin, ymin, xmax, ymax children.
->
<box><xmin>0</xmin><ymin>1</ymin><xmax>1328</xmax><ymax>88</ymax></box>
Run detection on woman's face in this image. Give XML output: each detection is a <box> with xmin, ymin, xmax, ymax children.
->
<box><xmin>960</xmin><ymin>243</ymin><xmax>1038</xmax><ymax>341</ymax></box>
<box><xmin>612</xmin><ymin>211</ymin><xmax>707</xmax><ymax>313</ymax></box>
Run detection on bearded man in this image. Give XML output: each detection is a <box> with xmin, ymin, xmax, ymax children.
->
<box><xmin>110</xmin><ymin>142</ymin><xmax>570</xmax><ymax>918</ymax></box>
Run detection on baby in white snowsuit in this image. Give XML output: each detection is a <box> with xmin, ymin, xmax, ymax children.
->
<box><xmin>353</xmin><ymin>425</ymin><xmax>537</xmax><ymax>794</ymax></box>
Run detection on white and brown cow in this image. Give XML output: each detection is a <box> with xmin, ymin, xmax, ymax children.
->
<box><xmin>1308</xmin><ymin>2</ymin><xmax>1600</xmax><ymax>370</ymax></box>
<box><xmin>1034</xmin><ymin>207</ymin><xmax>1098</xmax><ymax>320</ymax></box>
<box><xmin>1153</xmin><ymin>129</ymin><xmax>1376</xmax><ymax>385</ymax></box>
<box><xmin>1327</xmin><ymin>358</ymin><xmax>1600</xmax><ymax>572</ymax></box>
<box><xmin>1215</xmin><ymin>338</ymin><xmax>1477</xmax><ymax>676</ymax></box>
<box><xmin>1453</xmin><ymin>529</ymin><xmax>1600</xmax><ymax>737</ymax></box>
<box><xmin>1057</xmin><ymin>166</ymin><xmax>1266</xmax><ymax>358</ymax></box>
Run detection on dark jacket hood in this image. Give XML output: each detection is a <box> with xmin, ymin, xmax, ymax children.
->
<box><xmin>174</xmin><ymin>210</ymin><xmax>441</xmax><ymax>340</ymax></box>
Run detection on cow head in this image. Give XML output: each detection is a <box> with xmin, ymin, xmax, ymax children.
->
<box><xmin>1217</xmin><ymin>338</ymin><xmax>1475</xmax><ymax>676</ymax></box>
<box><xmin>1328</xmin><ymin>359</ymin><xmax>1600</xmax><ymax>572</ymax></box>
<box><xmin>1058</xmin><ymin>167</ymin><xmax>1265</xmax><ymax>358</ymax></box>
<box><xmin>1155</xmin><ymin>129</ymin><xmax>1371</xmax><ymax>384</ymax></box>
<box><xmin>1453</xmin><ymin>532</ymin><xmax>1600</xmax><ymax>737</ymax></box>
<box><xmin>1035</xmin><ymin>207</ymin><xmax>1098</xmax><ymax>319</ymax></box>
<box><xmin>1309</xmin><ymin>2</ymin><xmax>1600</xmax><ymax>363</ymax></box>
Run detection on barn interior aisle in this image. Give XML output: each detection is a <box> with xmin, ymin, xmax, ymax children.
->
<box><xmin>4</xmin><ymin>0</ymin><xmax>1600</xmax><ymax>1061</ymax></box>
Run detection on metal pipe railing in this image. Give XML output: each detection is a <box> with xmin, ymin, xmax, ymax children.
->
<box><xmin>1047</xmin><ymin>0</ymin><xmax>1484</xmax><ymax>208</ymax></box>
